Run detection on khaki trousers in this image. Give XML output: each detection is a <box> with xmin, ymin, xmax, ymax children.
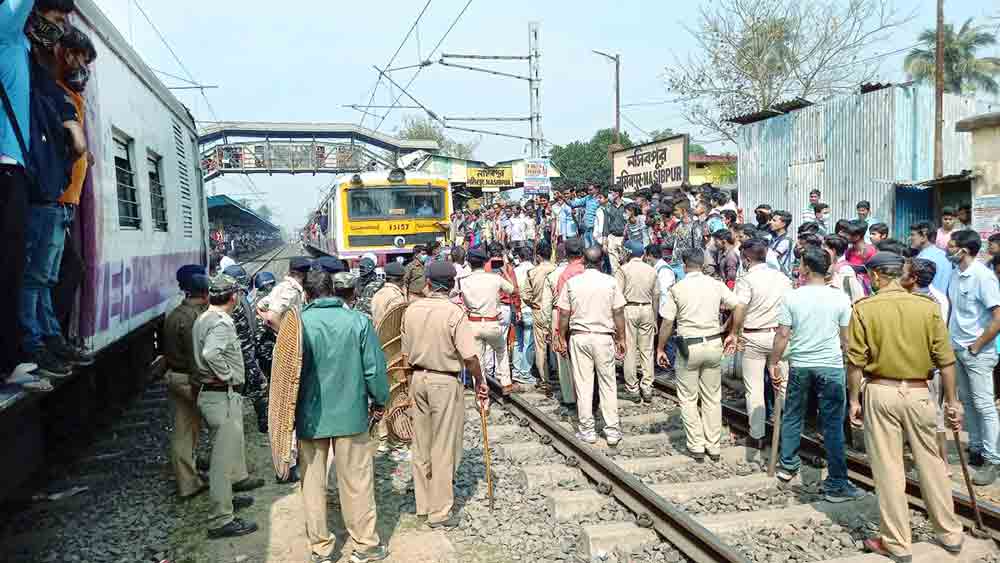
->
<box><xmin>197</xmin><ymin>390</ymin><xmax>249</xmax><ymax>526</ymax></box>
<box><xmin>473</xmin><ymin>321</ymin><xmax>511</xmax><ymax>386</ymax></box>
<box><xmin>532</xmin><ymin>317</ymin><xmax>550</xmax><ymax>385</ymax></box>
<box><xmin>606</xmin><ymin>234</ymin><xmax>625</xmax><ymax>277</ymax></box>
<box><xmin>167</xmin><ymin>370</ymin><xmax>204</xmax><ymax>497</ymax></box>
<box><xmin>411</xmin><ymin>371</ymin><xmax>465</xmax><ymax>523</ymax></box>
<box><xmin>623</xmin><ymin>305</ymin><xmax>656</xmax><ymax>394</ymax></box>
<box><xmin>676</xmin><ymin>339</ymin><xmax>723</xmax><ymax>455</ymax></box>
<box><xmin>863</xmin><ymin>383</ymin><xmax>963</xmax><ymax>556</ymax></box>
<box><xmin>570</xmin><ymin>333</ymin><xmax>619</xmax><ymax>434</ymax></box>
<box><xmin>298</xmin><ymin>433</ymin><xmax>379</xmax><ymax>557</ymax></box>
<box><xmin>740</xmin><ymin>331</ymin><xmax>785</xmax><ymax>440</ymax></box>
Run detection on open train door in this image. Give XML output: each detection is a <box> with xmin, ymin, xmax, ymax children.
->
<box><xmin>375</xmin><ymin>303</ymin><xmax>413</xmax><ymax>444</ymax></box>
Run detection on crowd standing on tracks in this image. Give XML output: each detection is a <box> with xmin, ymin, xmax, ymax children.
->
<box><xmin>155</xmin><ymin>180</ymin><xmax>1000</xmax><ymax>562</ymax></box>
<box><xmin>2</xmin><ymin>0</ymin><xmax>99</xmax><ymax>393</ymax></box>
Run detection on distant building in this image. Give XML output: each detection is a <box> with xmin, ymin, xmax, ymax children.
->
<box><xmin>689</xmin><ymin>154</ymin><xmax>737</xmax><ymax>187</ymax></box>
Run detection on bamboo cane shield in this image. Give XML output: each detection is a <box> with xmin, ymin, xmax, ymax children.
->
<box><xmin>377</xmin><ymin>303</ymin><xmax>415</xmax><ymax>443</ymax></box>
<box><xmin>267</xmin><ymin>307</ymin><xmax>303</xmax><ymax>481</ymax></box>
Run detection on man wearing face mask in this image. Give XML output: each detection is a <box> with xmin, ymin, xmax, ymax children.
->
<box><xmin>947</xmin><ymin>230</ymin><xmax>1000</xmax><ymax>485</ymax></box>
<box><xmin>403</xmin><ymin>245</ymin><xmax>429</xmax><ymax>302</ymax></box>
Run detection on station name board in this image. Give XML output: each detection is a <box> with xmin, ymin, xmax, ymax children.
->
<box><xmin>467</xmin><ymin>166</ymin><xmax>513</xmax><ymax>189</ymax></box>
<box><xmin>612</xmin><ymin>135</ymin><xmax>688</xmax><ymax>193</ymax></box>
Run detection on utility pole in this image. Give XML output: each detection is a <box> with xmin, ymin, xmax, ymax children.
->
<box><xmin>528</xmin><ymin>22</ymin><xmax>542</xmax><ymax>157</ymax></box>
<box><xmin>593</xmin><ymin>50</ymin><xmax>621</xmax><ymax>148</ymax></box>
<box><xmin>934</xmin><ymin>0</ymin><xmax>944</xmax><ymax>179</ymax></box>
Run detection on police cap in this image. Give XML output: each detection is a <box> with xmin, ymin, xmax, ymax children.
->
<box><xmin>625</xmin><ymin>240</ymin><xmax>645</xmax><ymax>257</ymax></box>
<box><xmin>222</xmin><ymin>264</ymin><xmax>250</xmax><ymax>288</ymax></box>
<box><xmin>209</xmin><ymin>273</ymin><xmax>239</xmax><ymax>296</ymax></box>
<box><xmin>865</xmin><ymin>251</ymin><xmax>905</xmax><ymax>270</ymax></box>
<box><xmin>383</xmin><ymin>261</ymin><xmax>405</xmax><ymax>279</ymax></box>
<box><xmin>426</xmin><ymin>261</ymin><xmax>457</xmax><ymax>284</ymax></box>
<box><xmin>254</xmin><ymin>271</ymin><xmax>276</xmax><ymax>290</ymax></box>
<box><xmin>189</xmin><ymin>274</ymin><xmax>210</xmax><ymax>293</ymax></box>
<box><xmin>332</xmin><ymin>272</ymin><xmax>357</xmax><ymax>289</ymax></box>
<box><xmin>316</xmin><ymin>256</ymin><xmax>344</xmax><ymax>273</ymax></box>
<box><xmin>467</xmin><ymin>245</ymin><xmax>490</xmax><ymax>262</ymax></box>
<box><xmin>176</xmin><ymin>264</ymin><xmax>206</xmax><ymax>290</ymax></box>
<box><xmin>289</xmin><ymin>256</ymin><xmax>313</xmax><ymax>273</ymax></box>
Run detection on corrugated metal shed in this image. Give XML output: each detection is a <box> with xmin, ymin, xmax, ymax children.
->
<box><xmin>737</xmin><ymin>84</ymin><xmax>998</xmax><ymax>231</ymax></box>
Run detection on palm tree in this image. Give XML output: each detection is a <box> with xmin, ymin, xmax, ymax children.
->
<box><xmin>904</xmin><ymin>18</ymin><xmax>1000</xmax><ymax>95</ymax></box>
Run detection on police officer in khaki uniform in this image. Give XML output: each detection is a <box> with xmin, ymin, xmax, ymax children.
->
<box><xmin>461</xmin><ymin>246</ymin><xmax>517</xmax><ymax>394</ymax></box>
<box><xmin>163</xmin><ymin>265</ymin><xmax>208</xmax><ymax>498</ymax></box>
<box><xmin>256</xmin><ymin>256</ymin><xmax>310</xmax><ymax>331</ymax></box>
<box><xmin>656</xmin><ymin>249</ymin><xmax>744</xmax><ymax>462</ymax></box>
<box><xmin>541</xmin><ymin>244</ymin><xmax>576</xmax><ymax>415</ymax></box>
<box><xmin>371</xmin><ymin>261</ymin><xmax>407</xmax><ymax>327</ymax></box>
<box><xmin>524</xmin><ymin>240</ymin><xmax>556</xmax><ymax>392</ymax></box>
<box><xmin>402</xmin><ymin>261</ymin><xmax>488</xmax><ymax>530</ymax></box>
<box><xmin>847</xmin><ymin>252</ymin><xmax>964</xmax><ymax>560</ymax></box>
<box><xmin>615</xmin><ymin>241</ymin><xmax>660</xmax><ymax>403</ymax></box>
<box><xmin>727</xmin><ymin>239</ymin><xmax>792</xmax><ymax>450</ymax></box>
<box><xmin>557</xmin><ymin>246</ymin><xmax>627</xmax><ymax>445</ymax></box>
<box><xmin>193</xmin><ymin>274</ymin><xmax>263</xmax><ymax>539</ymax></box>
<box><xmin>402</xmin><ymin>245</ymin><xmax>429</xmax><ymax>302</ymax></box>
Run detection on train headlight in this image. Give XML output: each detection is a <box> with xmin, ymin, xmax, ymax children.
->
<box><xmin>393</xmin><ymin>236</ymin><xmax>406</xmax><ymax>248</ymax></box>
<box><xmin>388</xmin><ymin>168</ymin><xmax>406</xmax><ymax>183</ymax></box>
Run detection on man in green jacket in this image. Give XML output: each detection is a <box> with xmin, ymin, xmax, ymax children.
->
<box><xmin>296</xmin><ymin>267</ymin><xmax>390</xmax><ymax>563</ymax></box>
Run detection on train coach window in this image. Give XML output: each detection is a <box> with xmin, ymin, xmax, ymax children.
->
<box><xmin>148</xmin><ymin>152</ymin><xmax>168</xmax><ymax>232</ymax></box>
<box><xmin>347</xmin><ymin>187</ymin><xmax>445</xmax><ymax>220</ymax></box>
<box><xmin>114</xmin><ymin>137</ymin><xmax>141</xmax><ymax>229</ymax></box>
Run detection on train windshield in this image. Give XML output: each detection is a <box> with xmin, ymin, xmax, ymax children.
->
<box><xmin>347</xmin><ymin>186</ymin><xmax>445</xmax><ymax>220</ymax></box>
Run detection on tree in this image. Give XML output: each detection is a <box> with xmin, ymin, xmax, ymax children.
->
<box><xmin>667</xmin><ymin>0</ymin><xmax>910</xmax><ymax>142</ymax></box>
<box><xmin>256</xmin><ymin>204</ymin><xmax>273</xmax><ymax>221</ymax></box>
<box><xmin>647</xmin><ymin>128</ymin><xmax>707</xmax><ymax>155</ymax></box>
<box><xmin>397</xmin><ymin>115</ymin><xmax>479</xmax><ymax>159</ymax></box>
<box><xmin>549</xmin><ymin>128</ymin><xmax>634</xmax><ymax>187</ymax></box>
<box><xmin>904</xmin><ymin>18</ymin><xmax>1000</xmax><ymax>95</ymax></box>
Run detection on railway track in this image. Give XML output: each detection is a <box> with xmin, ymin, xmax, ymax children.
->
<box><xmin>485</xmin><ymin>372</ymin><xmax>1000</xmax><ymax>563</ymax></box>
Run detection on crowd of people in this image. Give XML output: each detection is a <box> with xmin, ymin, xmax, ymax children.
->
<box><xmin>1</xmin><ymin>0</ymin><xmax>98</xmax><ymax>392</ymax></box>
<box><xmin>210</xmin><ymin>226</ymin><xmax>282</xmax><ymax>260</ymax></box>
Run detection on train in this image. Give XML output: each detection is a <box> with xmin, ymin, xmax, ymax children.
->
<box><xmin>305</xmin><ymin>168</ymin><xmax>451</xmax><ymax>266</ymax></box>
<box><xmin>0</xmin><ymin>0</ymin><xmax>208</xmax><ymax>499</ymax></box>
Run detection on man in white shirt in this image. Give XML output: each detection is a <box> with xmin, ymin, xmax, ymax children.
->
<box><xmin>509</xmin><ymin>208</ymin><xmax>528</xmax><ymax>249</ymax></box>
<box><xmin>219</xmin><ymin>254</ymin><xmax>237</xmax><ymax>272</ymax></box>
<box><xmin>512</xmin><ymin>247</ymin><xmax>536</xmax><ymax>384</ymax></box>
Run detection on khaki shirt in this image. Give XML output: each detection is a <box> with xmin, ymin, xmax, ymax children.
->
<box><xmin>524</xmin><ymin>261</ymin><xmax>556</xmax><ymax>312</ymax></box>
<box><xmin>615</xmin><ymin>258</ymin><xmax>660</xmax><ymax>308</ymax></box>
<box><xmin>163</xmin><ymin>298</ymin><xmax>207</xmax><ymax>374</ymax></box>
<box><xmin>371</xmin><ymin>282</ymin><xmax>406</xmax><ymax>327</ymax></box>
<box><xmin>660</xmin><ymin>271</ymin><xmax>741</xmax><ymax>338</ymax></box>
<box><xmin>460</xmin><ymin>270</ymin><xmax>513</xmax><ymax>318</ymax></box>
<box><xmin>734</xmin><ymin>263</ymin><xmax>791</xmax><ymax>330</ymax></box>
<box><xmin>192</xmin><ymin>309</ymin><xmax>245</xmax><ymax>385</ymax></box>
<box><xmin>557</xmin><ymin>269</ymin><xmax>626</xmax><ymax>334</ymax></box>
<box><xmin>258</xmin><ymin>276</ymin><xmax>304</xmax><ymax>317</ymax></box>
<box><xmin>539</xmin><ymin>262</ymin><xmax>568</xmax><ymax>329</ymax></box>
<box><xmin>402</xmin><ymin>294</ymin><xmax>478</xmax><ymax>372</ymax></box>
<box><xmin>847</xmin><ymin>283</ymin><xmax>956</xmax><ymax>379</ymax></box>
<box><xmin>402</xmin><ymin>260</ymin><xmax>426</xmax><ymax>296</ymax></box>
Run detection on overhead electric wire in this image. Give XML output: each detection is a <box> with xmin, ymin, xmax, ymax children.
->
<box><xmin>358</xmin><ymin>0</ymin><xmax>433</xmax><ymax>128</ymax></box>
<box><xmin>373</xmin><ymin>0</ymin><xmax>474</xmax><ymax>133</ymax></box>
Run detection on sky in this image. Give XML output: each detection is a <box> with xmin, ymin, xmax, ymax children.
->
<box><xmin>93</xmin><ymin>0</ymin><xmax>999</xmax><ymax>230</ymax></box>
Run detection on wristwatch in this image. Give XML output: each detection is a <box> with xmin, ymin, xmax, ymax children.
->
<box><xmin>968</xmin><ymin>345</ymin><xmax>980</xmax><ymax>357</ymax></box>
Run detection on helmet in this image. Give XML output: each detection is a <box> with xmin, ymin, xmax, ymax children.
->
<box><xmin>358</xmin><ymin>257</ymin><xmax>376</xmax><ymax>277</ymax></box>
<box><xmin>222</xmin><ymin>265</ymin><xmax>250</xmax><ymax>290</ymax></box>
<box><xmin>254</xmin><ymin>271</ymin><xmax>276</xmax><ymax>291</ymax></box>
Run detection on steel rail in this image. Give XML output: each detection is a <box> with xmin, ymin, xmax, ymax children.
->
<box><xmin>487</xmin><ymin>377</ymin><xmax>748</xmax><ymax>563</ymax></box>
<box><xmin>239</xmin><ymin>243</ymin><xmax>290</xmax><ymax>279</ymax></box>
<box><xmin>654</xmin><ymin>377</ymin><xmax>1000</xmax><ymax>540</ymax></box>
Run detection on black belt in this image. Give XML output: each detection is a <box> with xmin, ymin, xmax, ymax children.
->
<box><xmin>201</xmin><ymin>383</ymin><xmax>243</xmax><ymax>393</ymax></box>
<box><xmin>413</xmin><ymin>366</ymin><xmax>459</xmax><ymax>376</ymax></box>
<box><xmin>682</xmin><ymin>334</ymin><xmax>723</xmax><ymax>346</ymax></box>
<box><xmin>609</xmin><ymin>231</ymin><xmax>624</xmax><ymax>237</ymax></box>
<box><xmin>626</xmin><ymin>301</ymin><xmax>651</xmax><ymax>306</ymax></box>
<box><xmin>743</xmin><ymin>327</ymin><xmax>777</xmax><ymax>334</ymax></box>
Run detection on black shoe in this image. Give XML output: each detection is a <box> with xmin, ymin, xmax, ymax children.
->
<box><xmin>350</xmin><ymin>545</ymin><xmax>389</xmax><ymax>563</ymax></box>
<box><xmin>425</xmin><ymin>513</ymin><xmax>461</xmax><ymax>530</ymax></box>
<box><xmin>233</xmin><ymin>477</ymin><xmax>265</xmax><ymax>492</ymax></box>
<box><xmin>45</xmin><ymin>336</ymin><xmax>94</xmax><ymax>367</ymax></box>
<box><xmin>688</xmin><ymin>450</ymin><xmax>705</xmax><ymax>463</ymax></box>
<box><xmin>233</xmin><ymin>495</ymin><xmax>254</xmax><ymax>511</ymax></box>
<box><xmin>207</xmin><ymin>517</ymin><xmax>258</xmax><ymax>539</ymax></box>
<box><xmin>28</xmin><ymin>350</ymin><xmax>72</xmax><ymax>378</ymax></box>
<box><xmin>707</xmin><ymin>452</ymin><xmax>721</xmax><ymax>463</ymax></box>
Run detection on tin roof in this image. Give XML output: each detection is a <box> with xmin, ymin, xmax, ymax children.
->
<box><xmin>725</xmin><ymin>98</ymin><xmax>814</xmax><ymax>126</ymax></box>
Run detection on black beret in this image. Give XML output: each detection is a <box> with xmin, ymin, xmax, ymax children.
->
<box><xmin>425</xmin><ymin>261</ymin><xmax>457</xmax><ymax>283</ymax></box>
<box><xmin>384</xmin><ymin>262</ymin><xmax>405</xmax><ymax>278</ymax></box>
<box><xmin>468</xmin><ymin>246</ymin><xmax>490</xmax><ymax>262</ymax></box>
<box><xmin>289</xmin><ymin>257</ymin><xmax>313</xmax><ymax>273</ymax></box>
<box><xmin>865</xmin><ymin>251</ymin><xmax>905</xmax><ymax>269</ymax></box>
<box><xmin>316</xmin><ymin>256</ymin><xmax>344</xmax><ymax>273</ymax></box>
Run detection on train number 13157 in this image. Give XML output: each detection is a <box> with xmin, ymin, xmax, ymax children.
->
<box><xmin>388</xmin><ymin>223</ymin><xmax>409</xmax><ymax>232</ymax></box>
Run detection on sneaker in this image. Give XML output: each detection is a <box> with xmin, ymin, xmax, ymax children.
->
<box><xmin>233</xmin><ymin>495</ymin><xmax>254</xmax><ymax>511</ymax></box>
<box><xmin>604</xmin><ymin>429</ymin><xmax>623</xmax><ymax>447</ymax></box>
<box><xmin>350</xmin><ymin>545</ymin><xmax>389</xmax><ymax>563</ymax></box>
<box><xmin>776</xmin><ymin>467</ymin><xmax>798</xmax><ymax>483</ymax></box>
<box><xmin>425</xmin><ymin>513</ymin><xmax>461</xmax><ymax>531</ymax></box>
<box><xmin>575</xmin><ymin>431</ymin><xmax>598</xmax><ymax>444</ymax></box>
<box><xmin>207</xmin><ymin>517</ymin><xmax>258</xmax><ymax>539</ymax></box>
<box><xmin>45</xmin><ymin>336</ymin><xmax>94</xmax><ymax>367</ymax></box>
<box><xmin>824</xmin><ymin>484</ymin><xmax>867</xmax><ymax>503</ymax></box>
<box><xmin>28</xmin><ymin>350</ymin><xmax>72</xmax><ymax>378</ymax></box>
<box><xmin>232</xmin><ymin>477</ymin><xmax>266</xmax><ymax>492</ymax></box>
<box><xmin>973</xmin><ymin>462</ymin><xmax>999</xmax><ymax>486</ymax></box>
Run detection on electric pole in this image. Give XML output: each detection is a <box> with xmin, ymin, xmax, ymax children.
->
<box><xmin>593</xmin><ymin>50</ymin><xmax>621</xmax><ymax>148</ymax></box>
<box><xmin>529</xmin><ymin>22</ymin><xmax>542</xmax><ymax>157</ymax></box>
<box><xmin>934</xmin><ymin>0</ymin><xmax>944</xmax><ymax>179</ymax></box>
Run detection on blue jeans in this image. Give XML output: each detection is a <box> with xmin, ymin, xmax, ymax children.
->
<box><xmin>954</xmin><ymin>346</ymin><xmax>1000</xmax><ymax>464</ymax></box>
<box><xmin>20</xmin><ymin>204</ymin><xmax>72</xmax><ymax>353</ymax></box>
<box><xmin>779</xmin><ymin>366</ymin><xmax>850</xmax><ymax>493</ymax></box>
<box><xmin>513</xmin><ymin>310</ymin><xmax>535</xmax><ymax>383</ymax></box>
<box><xmin>583</xmin><ymin>227</ymin><xmax>595</xmax><ymax>247</ymax></box>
